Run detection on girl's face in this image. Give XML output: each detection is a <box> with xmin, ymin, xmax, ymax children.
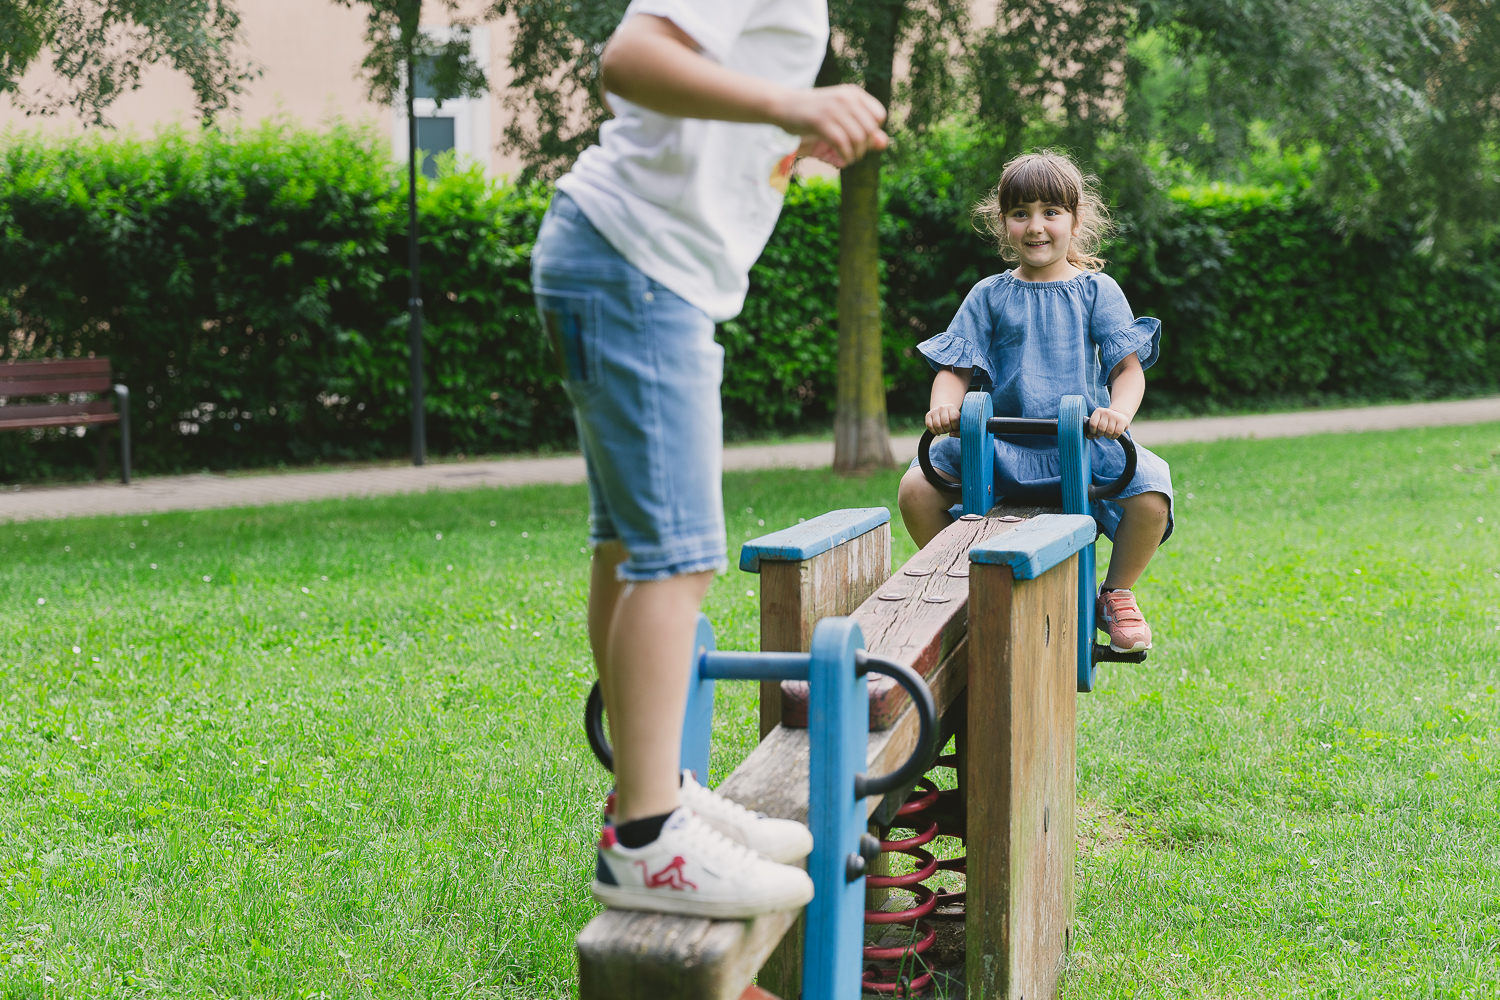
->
<box><xmin>1004</xmin><ymin>200</ymin><xmax>1079</xmax><ymax>278</ymax></box>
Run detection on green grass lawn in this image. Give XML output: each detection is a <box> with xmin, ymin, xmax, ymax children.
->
<box><xmin>0</xmin><ymin>423</ymin><xmax>1496</xmax><ymax>998</ymax></box>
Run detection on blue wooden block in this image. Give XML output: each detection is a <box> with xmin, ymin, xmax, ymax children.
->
<box><xmin>969</xmin><ymin>514</ymin><xmax>1097</xmax><ymax>579</ymax></box>
<box><xmin>960</xmin><ymin>391</ymin><xmax>994</xmax><ymax>516</ymax></box>
<box><xmin>802</xmin><ymin>616</ymin><xmax>867</xmax><ymax>1000</ymax></box>
<box><xmin>678</xmin><ymin>614</ymin><xmax>717</xmax><ymax>783</ymax></box>
<box><xmin>738</xmin><ymin>507</ymin><xmax>891</xmax><ymax>573</ymax></box>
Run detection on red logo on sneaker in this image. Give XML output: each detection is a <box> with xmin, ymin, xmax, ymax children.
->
<box><xmin>635</xmin><ymin>856</ymin><xmax>698</xmax><ymax>891</ymax></box>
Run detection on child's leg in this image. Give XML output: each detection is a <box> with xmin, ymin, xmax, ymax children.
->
<box><xmin>898</xmin><ymin>465</ymin><xmax>956</xmax><ymax>549</ymax></box>
<box><xmin>1101</xmin><ymin>490</ymin><xmax>1171</xmax><ymax>589</ymax></box>
<box><xmin>592</xmin><ymin>550</ymin><xmax>714</xmax><ymax>823</ymax></box>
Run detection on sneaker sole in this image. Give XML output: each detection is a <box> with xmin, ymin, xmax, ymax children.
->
<box><xmin>591</xmin><ymin>880</ymin><xmax>813</xmax><ymax>920</ymax></box>
<box><xmin>1109</xmin><ymin>640</ymin><xmax>1153</xmax><ymax>653</ymax></box>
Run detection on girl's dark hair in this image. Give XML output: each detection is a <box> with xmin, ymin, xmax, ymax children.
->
<box><xmin>973</xmin><ymin>149</ymin><xmax>1115</xmax><ymax>272</ymax></box>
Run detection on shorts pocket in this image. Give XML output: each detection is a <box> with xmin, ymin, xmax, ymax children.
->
<box><xmin>535</xmin><ymin>288</ymin><xmax>599</xmax><ymax>383</ymax></box>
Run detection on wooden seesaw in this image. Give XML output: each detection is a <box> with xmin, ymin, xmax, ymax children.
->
<box><xmin>575</xmin><ymin>393</ymin><xmax>1144</xmax><ymax>999</ymax></box>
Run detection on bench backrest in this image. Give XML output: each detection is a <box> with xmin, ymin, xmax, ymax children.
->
<box><xmin>0</xmin><ymin>359</ymin><xmax>115</xmax><ymax>398</ymax></box>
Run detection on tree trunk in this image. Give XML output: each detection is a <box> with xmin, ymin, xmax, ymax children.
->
<box><xmin>834</xmin><ymin>150</ymin><xmax>893</xmax><ymax>472</ymax></box>
<box><xmin>832</xmin><ymin>1</ymin><xmax>903</xmax><ymax>474</ymax></box>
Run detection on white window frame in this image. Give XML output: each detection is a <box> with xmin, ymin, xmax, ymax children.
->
<box><xmin>392</xmin><ymin>26</ymin><xmax>491</xmax><ymax>176</ymax></box>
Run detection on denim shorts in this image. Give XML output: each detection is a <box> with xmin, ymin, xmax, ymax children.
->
<box><xmin>531</xmin><ymin>193</ymin><xmax>728</xmax><ymax>581</ymax></box>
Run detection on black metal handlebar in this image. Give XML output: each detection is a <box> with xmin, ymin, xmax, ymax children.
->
<box><xmin>584</xmin><ymin>650</ymin><xmax>940</xmax><ymax>801</ymax></box>
<box><xmin>585</xmin><ymin>681</ymin><xmax>614</xmax><ymax>772</ymax></box>
<box><xmin>916</xmin><ymin>429</ymin><xmax>964</xmax><ymax>498</ymax></box>
<box><xmin>916</xmin><ymin>419</ymin><xmax>1139</xmax><ymax>504</ymax></box>
<box><xmin>852</xmin><ymin>650</ymin><xmax>939</xmax><ymax>798</ymax></box>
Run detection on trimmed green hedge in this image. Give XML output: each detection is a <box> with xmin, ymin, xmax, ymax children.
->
<box><xmin>2</xmin><ymin>123</ymin><xmax>1496</xmax><ymax>480</ymax></box>
<box><xmin>0</xmin><ymin>123</ymin><xmax>565</xmax><ymax>480</ymax></box>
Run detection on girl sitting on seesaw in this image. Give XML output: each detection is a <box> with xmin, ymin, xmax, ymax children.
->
<box><xmin>897</xmin><ymin>149</ymin><xmax>1174</xmax><ymax>653</ymax></box>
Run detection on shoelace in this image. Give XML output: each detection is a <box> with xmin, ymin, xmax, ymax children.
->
<box><xmin>682</xmin><ymin>777</ymin><xmax>767</xmax><ymax>822</ymax></box>
<box><xmin>676</xmin><ymin>811</ymin><xmax>764</xmax><ymax>868</ymax></box>
<box><xmin>1102</xmin><ymin>591</ymin><xmax>1145</xmax><ymax>626</ymax></box>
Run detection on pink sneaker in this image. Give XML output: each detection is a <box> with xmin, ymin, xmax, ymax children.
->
<box><xmin>1096</xmin><ymin>589</ymin><xmax>1152</xmax><ymax>653</ymax></box>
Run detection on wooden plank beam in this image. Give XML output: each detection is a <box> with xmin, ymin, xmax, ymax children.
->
<box><xmin>778</xmin><ymin>507</ymin><xmax>1051</xmax><ymax>730</ymax></box>
<box><xmin>716</xmin><ymin>633</ymin><xmax>969</xmax><ymax>825</ymax></box>
<box><xmin>577</xmin><ymin>908</ymin><xmax>799</xmax><ymax>1000</ymax></box>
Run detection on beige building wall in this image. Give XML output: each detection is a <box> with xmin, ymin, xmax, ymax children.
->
<box><xmin>0</xmin><ymin>1</ymin><xmax>1008</xmax><ymax>181</ymax></box>
<box><xmin>0</xmin><ymin>0</ymin><xmax>528</xmax><ymax>178</ymax></box>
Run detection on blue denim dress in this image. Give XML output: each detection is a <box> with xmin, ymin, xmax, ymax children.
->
<box><xmin>914</xmin><ymin>270</ymin><xmax>1175</xmax><ymax>542</ymax></box>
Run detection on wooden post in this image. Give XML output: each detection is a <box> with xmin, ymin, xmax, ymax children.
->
<box><xmin>744</xmin><ymin>509</ymin><xmax>892</xmax><ymax>738</ymax></box>
<box><xmin>740</xmin><ymin>508</ymin><xmax>891</xmax><ymax>998</ymax></box>
<box><xmin>965</xmin><ymin>516</ymin><xmax>1096</xmax><ymax>1000</ymax></box>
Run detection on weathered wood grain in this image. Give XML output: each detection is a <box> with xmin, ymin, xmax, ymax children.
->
<box><xmin>576</xmin><ymin>908</ymin><xmax>799</xmax><ymax>1000</ymax></box>
<box><xmin>718</xmin><ymin>635</ymin><xmax>968</xmax><ymax>825</ymax></box>
<box><xmin>757</xmin><ymin>523</ymin><xmax>890</xmax><ymax>738</ymax></box>
<box><xmin>780</xmin><ymin>511</ymin><xmax>1028</xmax><ymax>729</ymax></box>
<box><xmin>966</xmin><ymin>555</ymin><xmax>1078</xmax><ymax>1000</ymax></box>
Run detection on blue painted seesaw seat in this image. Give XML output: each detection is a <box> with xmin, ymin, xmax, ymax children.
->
<box><xmin>915</xmin><ymin>391</ymin><xmax>1148</xmax><ymax>692</ymax></box>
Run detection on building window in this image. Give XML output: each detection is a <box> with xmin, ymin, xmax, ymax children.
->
<box><xmin>393</xmin><ymin>28</ymin><xmax>490</xmax><ymax>178</ymax></box>
<box><xmin>415</xmin><ymin>116</ymin><xmax>456</xmax><ymax>178</ymax></box>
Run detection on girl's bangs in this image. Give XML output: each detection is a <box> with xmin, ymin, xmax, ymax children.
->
<box><xmin>998</xmin><ymin>158</ymin><xmax>1080</xmax><ymax>213</ymax></box>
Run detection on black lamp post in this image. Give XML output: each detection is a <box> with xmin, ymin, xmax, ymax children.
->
<box><xmin>405</xmin><ymin>54</ymin><xmax>426</xmax><ymax>467</ymax></box>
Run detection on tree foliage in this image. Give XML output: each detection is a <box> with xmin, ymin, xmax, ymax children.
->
<box><xmin>485</xmin><ymin>0</ymin><xmax>627</xmax><ymax>180</ymax></box>
<box><xmin>336</xmin><ymin>0</ymin><xmax>487</xmax><ymax>109</ymax></box>
<box><xmin>0</xmin><ymin>0</ymin><xmax>254</xmax><ymax>124</ymax></box>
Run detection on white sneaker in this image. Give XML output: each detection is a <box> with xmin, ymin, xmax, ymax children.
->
<box><xmin>679</xmin><ymin>771</ymin><xmax>814</xmax><ymax>864</ymax></box>
<box><xmin>593</xmin><ymin>809</ymin><xmax>814</xmax><ymax>919</ymax></box>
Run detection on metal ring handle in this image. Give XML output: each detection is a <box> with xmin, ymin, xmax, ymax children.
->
<box><xmin>585</xmin><ymin>681</ymin><xmax>614</xmax><ymax>772</ymax></box>
<box><xmin>1088</xmin><ymin>431</ymin><xmax>1138</xmax><ymax>502</ymax></box>
<box><xmin>916</xmin><ymin>429</ymin><xmax>962</xmax><ymax>498</ymax></box>
<box><xmin>919</xmin><ymin>425</ymin><xmax>1139</xmax><ymax>505</ymax></box>
<box><xmin>854</xmin><ymin>651</ymin><xmax>939</xmax><ymax>798</ymax></box>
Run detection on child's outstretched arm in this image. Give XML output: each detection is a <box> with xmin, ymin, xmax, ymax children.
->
<box><xmin>601</xmin><ymin>15</ymin><xmax>888</xmax><ymax>167</ymax></box>
<box><xmin>1087</xmin><ymin>354</ymin><xmax>1144</xmax><ymax>439</ymax></box>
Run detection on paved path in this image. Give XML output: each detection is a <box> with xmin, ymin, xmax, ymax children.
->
<box><xmin>3</xmin><ymin>395</ymin><xmax>1498</xmax><ymax>524</ymax></box>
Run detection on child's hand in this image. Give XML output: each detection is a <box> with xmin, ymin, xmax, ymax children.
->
<box><xmin>926</xmin><ymin>404</ymin><xmax>962</xmax><ymax>437</ymax></box>
<box><xmin>1086</xmin><ymin>407</ymin><xmax>1132</xmax><ymax>440</ymax></box>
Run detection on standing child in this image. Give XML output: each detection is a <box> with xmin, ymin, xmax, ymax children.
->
<box><xmin>897</xmin><ymin>150</ymin><xmax>1174</xmax><ymax>653</ymax></box>
<box><xmin>531</xmin><ymin>2</ymin><xmax>890</xmax><ymax>918</ymax></box>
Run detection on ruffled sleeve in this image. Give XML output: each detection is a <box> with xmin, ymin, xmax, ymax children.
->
<box><xmin>1088</xmin><ymin>273</ymin><xmax>1161</xmax><ymax>374</ymax></box>
<box><xmin>916</xmin><ymin>278</ymin><xmax>998</xmax><ymax>383</ymax></box>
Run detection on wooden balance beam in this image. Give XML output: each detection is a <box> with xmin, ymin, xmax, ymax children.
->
<box><xmin>576</xmin><ymin>504</ymin><xmax>1089</xmax><ymax>1000</ymax></box>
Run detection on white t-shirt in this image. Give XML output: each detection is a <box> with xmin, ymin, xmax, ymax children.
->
<box><xmin>555</xmin><ymin>0</ymin><xmax>830</xmax><ymax>322</ymax></box>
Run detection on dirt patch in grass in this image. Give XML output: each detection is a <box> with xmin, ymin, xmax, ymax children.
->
<box><xmin>1077</xmin><ymin>798</ymin><xmax>1133</xmax><ymax>856</ymax></box>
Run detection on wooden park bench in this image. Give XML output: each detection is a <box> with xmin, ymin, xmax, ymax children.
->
<box><xmin>0</xmin><ymin>358</ymin><xmax>131</xmax><ymax>482</ymax></box>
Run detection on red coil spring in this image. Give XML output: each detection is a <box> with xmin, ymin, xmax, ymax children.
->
<box><xmin>861</xmin><ymin>759</ymin><xmax>966</xmax><ymax>997</ymax></box>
